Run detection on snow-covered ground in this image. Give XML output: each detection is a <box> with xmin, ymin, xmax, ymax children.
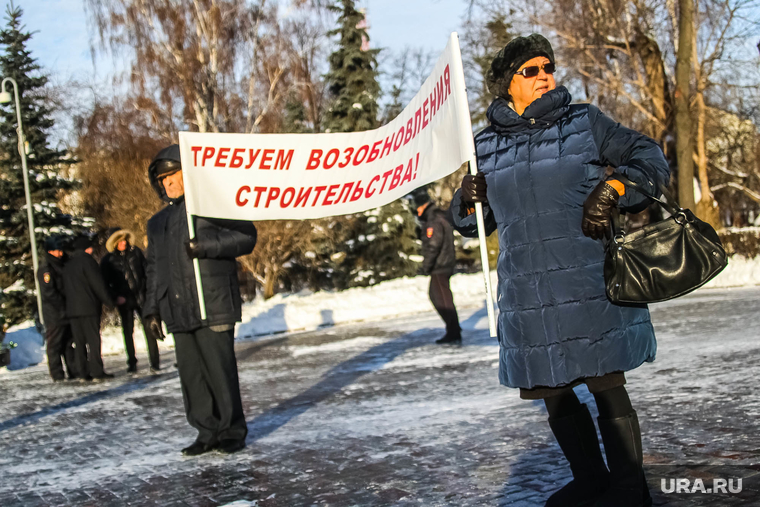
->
<box><xmin>3</xmin><ymin>254</ymin><xmax>759</xmax><ymax>372</ymax></box>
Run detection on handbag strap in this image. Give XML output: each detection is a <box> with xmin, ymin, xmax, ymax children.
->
<box><xmin>609</xmin><ymin>174</ymin><xmax>682</xmax><ymax>238</ymax></box>
<box><xmin>612</xmin><ymin>173</ymin><xmax>681</xmax><ymax>215</ymax></box>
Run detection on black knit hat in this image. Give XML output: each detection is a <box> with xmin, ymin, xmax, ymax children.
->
<box><xmin>412</xmin><ymin>188</ymin><xmax>431</xmax><ymax>208</ymax></box>
<box><xmin>71</xmin><ymin>235</ymin><xmax>92</xmax><ymax>251</ymax></box>
<box><xmin>486</xmin><ymin>34</ymin><xmax>555</xmax><ymax>99</ymax></box>
<box><xmin>44</xmin><ymin>235</ymin><xmax>64</xmax><ymax>251</ymax></box>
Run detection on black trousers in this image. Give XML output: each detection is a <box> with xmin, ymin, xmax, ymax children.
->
<box><xmin>46</xmin><ymin>324</ymin><xmax>78</xmax><ymax>380</ymax></box>
<box><xmin>118</xmin><ymin>304</ymin><xmax>160</xmax><ymax>369</ymax></box>
<box><xmin>70</xmin><ymin>315</ymin><xmax>105</xmax><ymax>378</ymax></box>
<box><xmin>429</xmin><ymin>273</ymin><xmax>461</xmax><ymax>336</ymax></box>
<box><xmin>174</xmin><ymin>327</ymin><xmax>247</xmax><ymax>444</ymax></box>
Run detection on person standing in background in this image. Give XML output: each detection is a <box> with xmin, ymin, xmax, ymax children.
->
<box><xmin>101</xmin><ymin>229</ymin><xmax>162</xmax><ymax>374</ymax></box>
<box><xmin>38</xmin><ymin>235</ymin><xmax>78</xmax><ymax>382</ymax></box>
<box><xmin>63</xmin><ymin>235</ymin><xmax>115</xmax><ymax>382</ymax></box>
<box><xmin>413</xmin><ymin>191</ymin><xmax>461</xmax><ymax>344</ymax></box>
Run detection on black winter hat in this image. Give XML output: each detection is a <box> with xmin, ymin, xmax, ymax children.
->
<box><xmin>149</xmin><ymin>144</ymin><xmax>183</xmax><ymax>202</ymax></box>
<box><xmin>71</xmin><ymin>235</ymin><xmax>92</xmax><ymax>251</ymax></box>
<box><xmin>486</xmin><ymin>34</ymin><xmax>555</xmax><ymax>99</ymax></box>
<box><xmin>149</xmin><ymin>144</ymin><xmax>182</xmax><ymax>179</ymax></box>
<box><xmin>44</xmin><ymin>235</ymin><xmax>64</xmax><ymax>251</ymax></box>
<box><xmin>412</xmin><ymin>188</ymin><xmax>431</xmax><ymax>208</ymax></box>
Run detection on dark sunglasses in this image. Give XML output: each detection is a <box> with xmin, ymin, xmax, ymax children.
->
<box><xmin>515</xmin><ymin>63</ymin><xmax>556</xmax><ymax>78</ymax></box>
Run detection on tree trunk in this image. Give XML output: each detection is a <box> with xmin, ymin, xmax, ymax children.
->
<box><xmin>694</xmin><ymin>91</ymin><xmax>721</xmax><ymax>228</ymax></box>
<box><xmin>263</xmin><ymin>266</ymin><xmax>278</xmax><ymax>299</ymax></box>
<box><xmin>675</xmin><ymin>0</ymin><xmax>695</xmax><ymax>210</ymax></box>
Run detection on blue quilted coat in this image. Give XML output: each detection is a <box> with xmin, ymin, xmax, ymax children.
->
<box><xmin>452</xmin><ymin>87</ymin><xmax>670</xmax><ymax>390</ymax></box>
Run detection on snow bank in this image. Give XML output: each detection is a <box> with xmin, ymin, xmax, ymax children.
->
<box><xmin>236</xmin><ymin>271</ymin><xmax>497</xmax><ymax>338</ymax></box>
<box><xmin>236</xmin><ymin>254</ymin><xmax>760</xmax><ymax>337</ymax></box>
<box><xmin>1</xmin><ymin>322</ymin><xmax>44</xmax><ymax>370</ymax></box>
<box><xmin>704</xmin><ymin>255</ymin><xmax>760</xmax><ymax>288</ymax></box>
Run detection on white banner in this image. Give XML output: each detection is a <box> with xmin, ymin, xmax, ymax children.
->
<box><xmin>179</xmin><ymin>32</ymin><xmax>475</xmax><ymax>221</ymax></box>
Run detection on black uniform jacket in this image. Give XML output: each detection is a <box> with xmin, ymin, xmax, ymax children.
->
<box><xmin>62</xmin><ymin>250</ymin><xmax>114</xmax><ymax>317</ymax></box>
<box><xmin>38</xmin><ymin>252</ymin><xmax>67</xmax><ymax>327</ymax></box>
<box><xmin>419</xmin><ymin>205</ymin><xmax>456</xmax><ymax>276</ymax></box>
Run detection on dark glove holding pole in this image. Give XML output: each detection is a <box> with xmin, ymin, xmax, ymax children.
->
<box><xmin>185</xmin><ymin>239</ymin><xmax>201</xmax><ymax>259</ymax></box>
<box><xmin>582</xmin><ymin>180</ymin><xmax>621</xmax><ymax>240</ymax></box>
<box><xmin>462</xmin><ymin>172</ymin><xmax>488</xmax><ymax>204</ymax></box>
<box><xmin>145</xmin><ymin>314</ymin><xmax>165</xmax><ymax>341</ymax></box>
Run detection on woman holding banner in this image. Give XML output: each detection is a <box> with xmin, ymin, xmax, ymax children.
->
<box><xmin>451</xmin><ymin>35</ymin><xmax>669</xmax><ymax>507</ymax></box>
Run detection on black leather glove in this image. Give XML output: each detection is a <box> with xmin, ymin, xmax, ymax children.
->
<box><xmin>185</xmin><ymin>239</ymin><xmax>201</xmax><ymax>259</ymax></box>
<box><xmin>145</xmin><ymin>314</ymin><xmax>165</xmax><ymax>341</ymax></box>
<box><xmin>582</xmin><ymin>180</ymin><xmax>620</xmax><ymax>240</ymax></box>
<box><xmin>462</xmin><ymin>172</ymin><xmax>488</xmax><ymax>204</ymax></box>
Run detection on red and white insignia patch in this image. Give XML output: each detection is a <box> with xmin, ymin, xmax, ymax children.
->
<box><xmin>426</xmin><ymin>227</ymin><xmax>434</xmax><ymax>238</ymax></box>
<box><xmin>43</xmin><ymin>273</ymin><xmax>51</xmax><ymax>284</ymax></box>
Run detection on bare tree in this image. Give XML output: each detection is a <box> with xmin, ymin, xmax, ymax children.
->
<box><xmin>73</xmin><ymin>100</ymin><xmax>169</xmax><ymax>240</ymax></box>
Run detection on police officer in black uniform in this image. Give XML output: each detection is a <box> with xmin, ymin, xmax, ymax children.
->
<box><xmin>38</xmin><ymin>235</ymin><xmax>78</xmax><ymax>381</ymax></box>
<box><xmin>413</xmin><ymin>191</ymin><xmax>461</xmax><ymax>344</ymax></box>
<box><xmin>62</xmin><ymin>235</ymin><xmax>115</xmax><ymax>381</ymax></box>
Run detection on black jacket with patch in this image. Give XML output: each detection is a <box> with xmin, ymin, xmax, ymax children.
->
<box><xmin>419</xmin><ymin>205</ymin><xmax>456</xmax><ymax>276</ymax></box>
<box><xmin>38</xmin><ymin>252</ymin><xmax>67</xmax><ymax>327</ymax></box>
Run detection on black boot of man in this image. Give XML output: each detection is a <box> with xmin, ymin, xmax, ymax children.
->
<box><xmin>429</xmin><ymin>273</ymin><xmax>461</xmax><ymax>344</ymax></box>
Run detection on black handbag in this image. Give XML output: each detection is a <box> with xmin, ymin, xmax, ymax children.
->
<box><xmin>604</xmin><ymin>175</ymin><xmax>728</xmax><ymax>304</ymax></box>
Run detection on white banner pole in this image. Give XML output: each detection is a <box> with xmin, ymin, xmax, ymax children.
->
<box><xmin>450</xmin><ymin>33</ymin><xmax>497</xmax><ymax>338</ymax></box>
<box><xmin>469</xmin><ymin>161</ymin><xmax>497</xmax><ymax>338</ymax></box>
<box><xmin>182</xmin><ymin>175</ymin><xmax>208</xmax><ymax>322</ymax></box>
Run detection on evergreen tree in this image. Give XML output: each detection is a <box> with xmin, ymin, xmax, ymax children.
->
<box><xmin>305</xmin><ymin>0</ymin><xmax>417</xmax><ymax>290</ymax></box>
<box><xmin>324</xmin><ymin>0</ymin><xmax>380</xmax><ymax>133</ymax></box>
<box><xmin>0</xmin><ymin>2</ymin><xmax>81</xmax><ymax>327</ymax></box>
<box><xmin>282</xmin><ymin>91</ymin><xmax>313</xmax><ymax>134</ymax></box>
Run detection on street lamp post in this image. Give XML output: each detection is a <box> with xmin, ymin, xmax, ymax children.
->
<box><xmin>0</xmin><ymin>77</ymin><xmax>44</xmax><ymax>327</ymax></box>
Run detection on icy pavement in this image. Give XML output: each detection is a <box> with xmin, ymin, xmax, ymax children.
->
<box><xmin>1</xmin><ymin>287</ymin><xmax>759</xmax><ymax>506</ymax></box>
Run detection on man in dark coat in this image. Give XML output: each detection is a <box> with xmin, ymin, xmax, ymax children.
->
<box><xmin>101</xmin><ymin>229</ymin><xmax>162</xmax><ymax>373</ymax></box>
<box><xmin>413</xmin><ymin>191</ymin><xmax>461</xmax><ymax>344</ymax></box>
<box><xmin>62</xmin><ymin>235</ymin><xmax>115</xmax><ymax>381</ymax></box>
<box><xmin>452</xmin><ymin>34</ymin><xmax>670</xmax><ymax>507</ymax></box>
<box><xmin>38</xmin><ymin>235</ymin><xmax>78</xmax><ymax>381</ymax></box>
<box><xmin>143</xmin><ymin>144</ymin><xmax>257</xmax><ymax>456</ymax></box>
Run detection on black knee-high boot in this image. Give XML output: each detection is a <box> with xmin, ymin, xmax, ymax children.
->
<box><xmin>545</xmin><ymin>404</ymin><xmax>609</xmax><ymax>507</ymax></box>
<box><xmin>595</xmin><ymin>411</ymin><xmax>652</xmax><ymax>507</ymax></box>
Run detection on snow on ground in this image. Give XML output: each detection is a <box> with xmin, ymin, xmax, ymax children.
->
<box><xmin>3</xmin><ymin>254</ymin><xmax>759</xmax><ymax>372</ymax></box>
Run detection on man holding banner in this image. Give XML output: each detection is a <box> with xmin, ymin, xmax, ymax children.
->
<box><xmin>144</xmin><ymin>145</ymin><xmax>257</xmax><ymax>456</ymax></box>
<box><xmin>172</xmin><ymin>33</ymin><xmax>498</xmax><ymax>452</ymax></box>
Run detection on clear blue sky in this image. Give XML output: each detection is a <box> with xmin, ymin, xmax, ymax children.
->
<box><xmin>20</xmin><ymin>0</ymin><xmax>469</xmax><ymax>85</ymax></box>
